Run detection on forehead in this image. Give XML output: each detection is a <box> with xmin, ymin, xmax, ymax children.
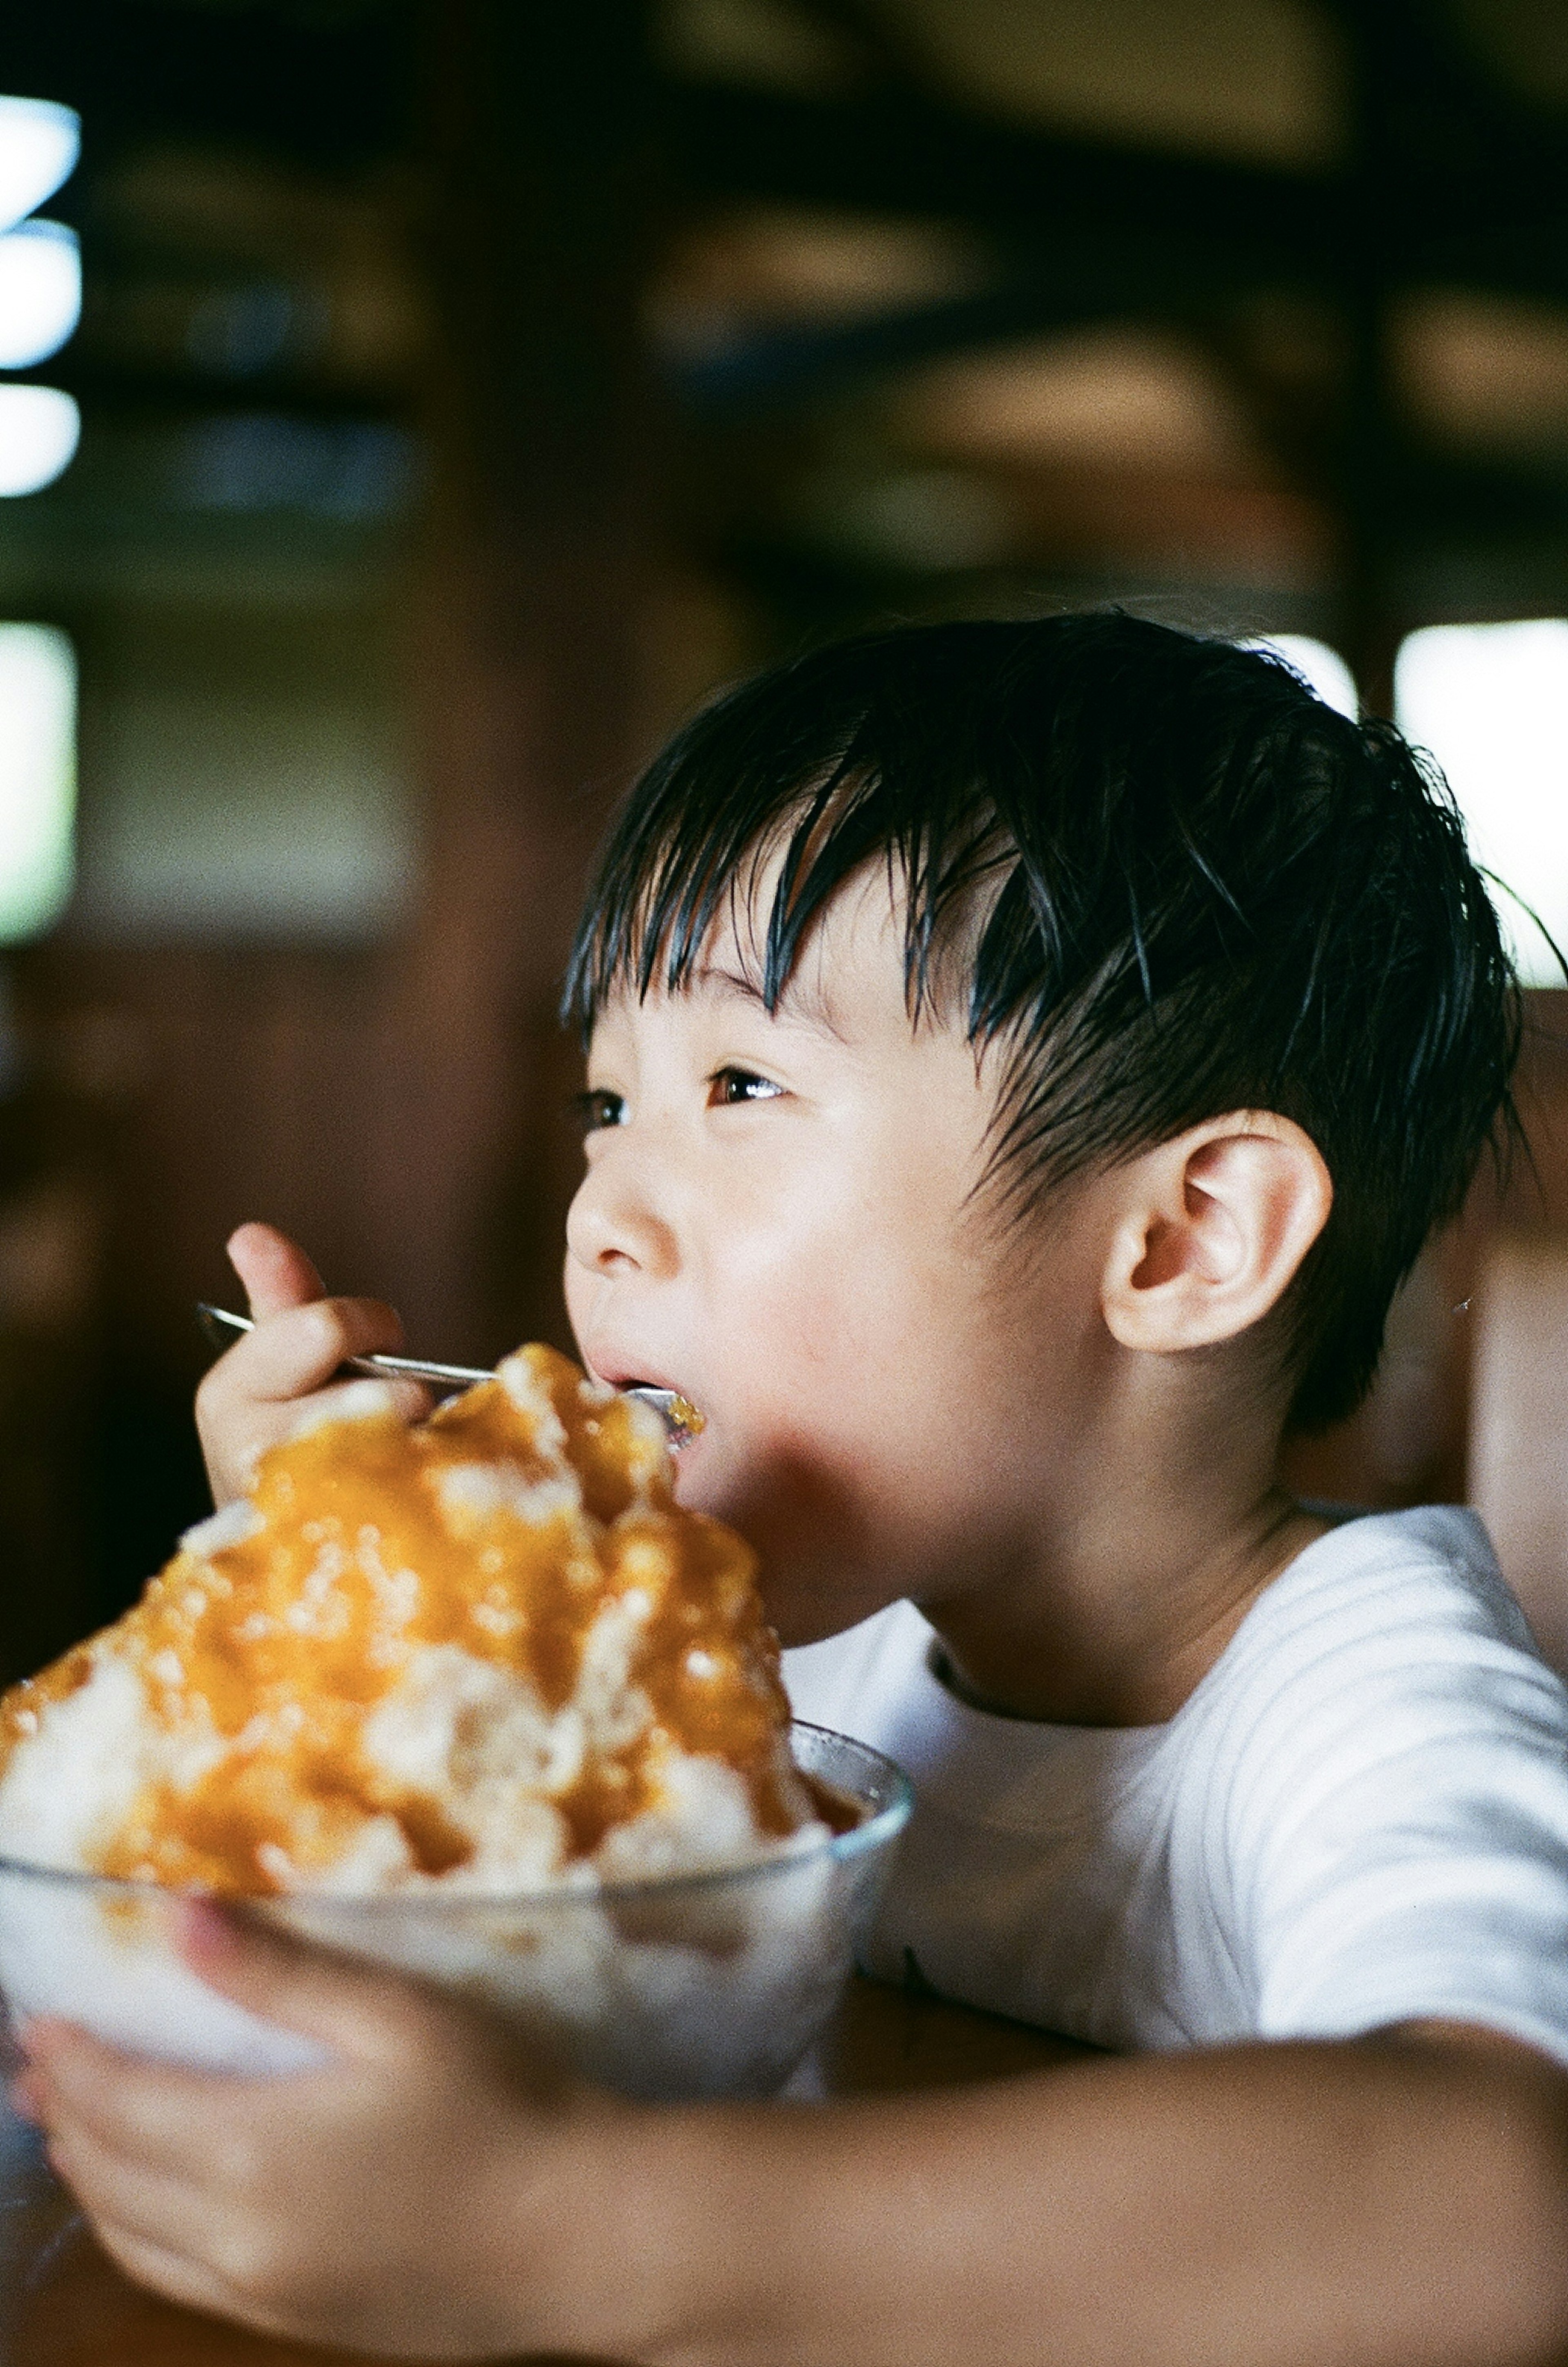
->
<box><xmin>602</xmin><ymin>854</ymin><xmax>913</xmax><ymax>1034</ymax></box>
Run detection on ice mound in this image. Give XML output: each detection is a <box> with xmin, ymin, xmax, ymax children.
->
<box><xmin>0</xmin><ymin>1349</ymin><xmax>902</xmax><ymax>2097</ymax></box>
<box><xmin>0</xmin><ymin>1346</ymin><xmax>816</xmax><ymax>1899</ymax></box>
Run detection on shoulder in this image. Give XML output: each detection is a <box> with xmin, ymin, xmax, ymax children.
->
<box><xmin>1200</xmin><ymin>1506</ymin><xmax>1561</xmax><ymax>1743</ymax></box>
<box><xmin>1194</xmin><ymin>1509</ymin><xmax>1568</xmax><ymax>2054</ymax></box>
<box><xmin>1197</xmin><ymin>1502</ymin><xmax>1568</xmax><ymax>1862</ymax></box>
<box><xmin>1176</xmin><ymin>1506</ymin><xmax>1568</xmax><ymax>1927</ymax></box>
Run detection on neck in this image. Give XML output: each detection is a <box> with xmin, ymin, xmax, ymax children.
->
<box><xmin>922</xmin><ymin>1369</ymin><xmax>1330</xmax><ymax>1727</ymax></box>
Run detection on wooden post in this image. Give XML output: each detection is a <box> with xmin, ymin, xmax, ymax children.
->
<box><xmin>363</xmin><ymin>0</ymin><xmax>659</xmax><ymax>1361</ymax></box>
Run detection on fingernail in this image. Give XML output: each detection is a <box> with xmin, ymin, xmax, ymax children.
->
<box><xmin>177</xmin><ymin>1896</ymin><xmax>239</xmax><ymax>1965</ymax></box>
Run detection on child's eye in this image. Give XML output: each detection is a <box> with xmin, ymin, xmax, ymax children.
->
<box><xmin>573</xmin><ymin>1089</ymin><xmax>627</xmax><ymax>1133</ymax></box>
<box><xmin>707</xmin><ymin>1067</ymin><xmax>784</xmax><ymax>1108</ymax></box>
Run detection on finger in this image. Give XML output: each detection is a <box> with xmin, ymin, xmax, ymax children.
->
<box><xmin>90</xmin><ymin>2217</ymin><xmax>246</xmax><ymax>2329</ymax></box>
<box><xmin>347</xmin><ymin>1374</ymin><xmax>433</xmax><ymax>1428</ymax></box>
<box><xmin>203</xmin><ymin>1297</ymin><xmax>414</xmax><ymax>1408</ymax></box>
<box><xmin>176</xmin><ymin>1900</ymin><xmax>437</xmax><ymax>2069</ymax></box>
<box><xmin>209</xmin><ymin>1369</ymin><xmax>432</xmax><ymax>1445</ymax></box>
<box><xmin>227</xmin><ymin>1223</ymin><xmax>327</xmax><ymax>1320</ymax></box>
<box><xmin>43</xmin><ymin>2106</ymin><xmax>209</xmax><ymax>2253</ymax></box>
<box><xmin>25</xmin><ymin>2017</ymin><xmax>290</xmax><ymax>2175</ymax></box>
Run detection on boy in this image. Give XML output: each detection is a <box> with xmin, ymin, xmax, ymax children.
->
<box><xmin>20</xmin><ymin>614</ymin><xmax>1568</xmax><ymax>2365</ymax></box>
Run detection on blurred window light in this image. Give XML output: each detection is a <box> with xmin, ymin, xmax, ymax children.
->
<box><xmin>0</xmin><ymin>625</ymin><xmax>75</xmax><ymax>942</ymax></box>
<box><xmin>1243</xmin><ymin>634</ymin><xmax>1357</xmax><ymax>716</ymax></box>
<box><xmin>1395</xmin><ymin>619</ymin><xmax>1568</xmax><ymax>987</ymax></box>
<box><xmin>74</xmin><ymin>680</ymin><xmax>414</xmax><ymax>945</ymax></box>
<box><xmin>0</xmin><ymin>383</ymin><xmax>78</xmax><ymax>495</ymax></box>
<box><xmin>0</xmin><ymin>97</ymin><xmax>78</xmax><ymax>236</ymax></box>
<box><xmin>0</xmin><ymin>218</ymin><xmax>79</xmax><ymax>368</ymax></box>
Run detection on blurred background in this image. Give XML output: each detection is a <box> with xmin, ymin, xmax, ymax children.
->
<box><xmin>0</xmin><ymin>0</ymin><xmax>1566</xmax><ymax>1680</ymax></box>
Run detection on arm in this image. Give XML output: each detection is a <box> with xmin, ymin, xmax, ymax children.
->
<box><xmin>652</xmin><ymin>2024</ymin><xmax>1568</xmax><ymax>2367</ymax></box>
<box><xmin>19</xmin><ymin>1914</ymin><xmax>1568</xmax><ymax>2367</ymax></box>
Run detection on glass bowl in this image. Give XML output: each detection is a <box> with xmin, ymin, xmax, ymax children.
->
<box><xmin>0</xmin><ymin>1722</ymin><xmax>911</xmax><ymax>2102</ymax></box>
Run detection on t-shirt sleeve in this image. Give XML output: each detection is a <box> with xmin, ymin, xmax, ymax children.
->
<box><xmin>1220</xmin><ymin>1557</ymin><xmax>1568</xmax><ymax>2065</ymax></box>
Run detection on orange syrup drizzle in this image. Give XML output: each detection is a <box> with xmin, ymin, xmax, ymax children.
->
<box><xmin>0</xmin><ymin>1348</ymin><xmax>802</xmax><ymax>1895</ymax></box>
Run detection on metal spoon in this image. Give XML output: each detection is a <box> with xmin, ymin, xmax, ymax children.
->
<box><xmin>194</xmin><ymin>1304</ymin><xmax>705</xmax><ymax>1447</ymax></box>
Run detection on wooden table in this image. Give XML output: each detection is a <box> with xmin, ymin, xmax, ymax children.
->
<box><xmin>1</xmin><ymin>1979</ymin><xmax>1089</xmax><ymax>2364</ymax></box>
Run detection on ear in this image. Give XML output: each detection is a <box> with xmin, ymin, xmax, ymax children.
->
<box><xmin>1100</xmin><ymin>1113</ymin><xmax>1332</xmax><ymax>1354</ymax></box>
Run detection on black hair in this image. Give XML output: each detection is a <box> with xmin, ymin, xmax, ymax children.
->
<box><xmin>565</xmin><ymin>614</ymin><xmax>1520</xmax><ymax>1429</ymax></box>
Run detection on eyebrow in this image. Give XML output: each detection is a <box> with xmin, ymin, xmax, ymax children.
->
<box><xmin>689</xmin><ymin>964</ymin><xmax>845</xmax><ymax>1042</ymax></box>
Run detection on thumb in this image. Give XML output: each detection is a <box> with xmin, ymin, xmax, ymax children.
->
<box><xmin>228</xmin><ymin>1222</ymin><xmax>327</xmax><ymax>1322</ymax></box>
<box><xmin>176</xmin><ymin>1898</ymin><xmax>424</xmax><ymax>2068</ymax></box>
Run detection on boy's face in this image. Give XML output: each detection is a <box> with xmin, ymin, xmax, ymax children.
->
<box><xmin>564</xmin><ymin>875</ymin><xmax>1099</xmax><ymax>1647</ymax></box>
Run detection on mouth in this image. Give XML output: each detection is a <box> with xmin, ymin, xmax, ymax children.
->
<box><xmin>594</xmin><ymin>1361</ymin><xmax>707</xmax><ymax>1451</ymax></box>
<box><xmin>622</xmin><ymin>1383</ymin><xmax>706</xmax><ymax>1451</ymax></box>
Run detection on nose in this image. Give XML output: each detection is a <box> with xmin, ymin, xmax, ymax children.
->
<box><xmin>566</xmin><ymin>1143</ymin><xmax>681</xmax><ymax>1283</ymax></box>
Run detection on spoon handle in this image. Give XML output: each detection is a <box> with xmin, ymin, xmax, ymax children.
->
<box><xmin>194</xmin><ymin>1304</ymin><xmax>700</xmax><ymax>1445</ymax></box>
<box><xmin>195</xmin><ymin>1304</ymin><xmax>492</xmax><ymax>1389</ymax></box>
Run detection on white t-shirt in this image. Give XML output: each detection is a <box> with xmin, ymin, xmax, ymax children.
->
<box><xmin>784</xmin><ymin>1507</ymin><xmax>1568</xmax><ymax>2061</ymax></box>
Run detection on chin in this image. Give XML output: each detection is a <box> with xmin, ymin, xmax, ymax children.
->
<box><xmin>675</xmin><ymin>1430</ymin><xmax>911</xmax><ymax>1643</ymax></box>
<box><xmin>762</xmin><ymin>1561</ymin><xmax>904</xmax><ymax>1651</ymax></box>
<box><xmin>753</xmin><ymin>1520</ymin><xmax>909</xmax><ymax>1649</ymax></box>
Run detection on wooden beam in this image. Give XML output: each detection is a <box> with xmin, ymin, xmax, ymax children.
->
<box><xmin>667</xmin><ymin>81</ymin><xmax>1568</xmax><ymax>307</ymax></box>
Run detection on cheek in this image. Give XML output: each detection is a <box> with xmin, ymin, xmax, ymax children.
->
<box><xmin>710</xmin><ymin>1159</ymin><xmax>987</xmax><ymax>1432</ymax></box>
<box><xmin>561</xmin><ymin>1241</ymin><xmax>593</xmax><ymax>1361</ymax></box>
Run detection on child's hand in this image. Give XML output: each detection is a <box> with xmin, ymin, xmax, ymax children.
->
<box><xmin>196</xmin><ymin>1222</ymin><xmax>432</xmax><ymax>1507</ymax></box>
<box><xmin>13</xmin><ymin>1903</ymin><xmax>651</xmax><ymax>2360</ymax></box>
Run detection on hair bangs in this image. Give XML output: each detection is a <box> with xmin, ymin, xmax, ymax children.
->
<box><xmin>564</xmin><ymin>644</ymin><xmax>1025</xmax><ymax>1036</ymax></box>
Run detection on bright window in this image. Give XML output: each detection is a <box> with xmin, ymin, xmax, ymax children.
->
<box><xmin>0</xmin><ymin>624</ymin><xmax>75</xmax><ymax>940</ymax></box>
<box><xmin>0</xmin><ymin>95</ymin><xmax>80</xmax><ymax>496</ymax></box>
<box><xmin>0</xmin><ymin>97</ymin><xmax>77</xmax><ymax>236</ymax></box>
<box><xmin>0</xmin><ymin>383</ymin><xmax>77</xmax><ymax>495</ymax></box>
<box><xmin>1242</xmin><ymin>634</ymin><xmax>1357</xmax><ymax>717</ymax></box>
<box><xmin>1394</xmin><ymin>620</ymin><xmax>1568</xmax><ymax>988</ymax></box>
<box><xmin>0</xmin><ymin>216</ymin><xmax>79</xmax><ymax>368</ymax></box>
